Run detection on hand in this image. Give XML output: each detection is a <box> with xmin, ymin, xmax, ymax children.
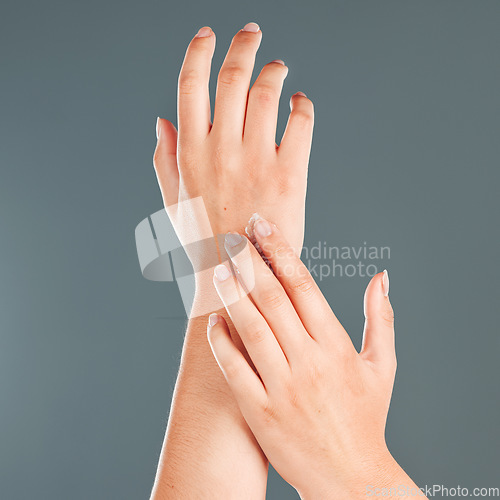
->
<box><xmin>153</xmin><ymin>23</ymin><xmax>314</xmax><ymax>303</ymax></box>
<box><xmin>207</xmin><ymin>218</ymin><xmax>425</xmax><ymax>499</ymax></box>
<box><xmin>150</xmin><ymin>24</ymin><xmax>315</xmax><ymax>498</ymax></box>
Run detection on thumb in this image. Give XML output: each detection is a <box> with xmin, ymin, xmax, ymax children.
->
<box><xmin>360</xmin><ymin>270</ymin><xmax>397</xmax><ymax>369</ymax></box>
<box><xmin>153</xmin><ymin>117</ymin><xmax>179</xmax><ymax>207</ymax></box>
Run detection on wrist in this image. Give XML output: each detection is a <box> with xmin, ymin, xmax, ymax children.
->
<box><xmin>175</xmin><ymin>267</ymin><xmax>223</xmax><ymax>321</ymax></box>
<box><xmin>298</xmin><ymin>447</ymin><xmax>423</xmax><ymax>500</ymax></box>
<box><xmin>188</xmin><ymin>272</ymin><xmax>223</xmax><ymax>318</ymax></box>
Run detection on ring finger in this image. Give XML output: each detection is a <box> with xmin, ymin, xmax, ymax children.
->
<box><xmin>243</xmin><ymin>60</ymin><xmax>288</xmax><ymax>150</ymax></box>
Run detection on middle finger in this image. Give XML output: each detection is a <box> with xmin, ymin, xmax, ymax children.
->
<box><xmin>224</xmin><ymin>232</ymin><xmax>311</xmax><ymax>361</ymax></box>
<box><xmin>211</xmin><ymin>23</ymin><xmax>262</xmax><ymax>141</ymax></box>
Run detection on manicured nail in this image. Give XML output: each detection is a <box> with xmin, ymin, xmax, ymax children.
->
<box><xmin>382</xmin><ymin>269</ymin><xmax>390</xmax><ymax>297</ymax></box>
<box><xmin>295</xmin><ymin>91</ymin><xmax>307</xmax><ymax>97</ymax></box>
<box><xmin>225</xmin><ymin>232</ymin><xmax>243</xmax><ymax>248</ymax></box>
<box><xmin>156</xmin><ymin>117</ymin><xmax>161</xmax><ymax>140</ymax></box>
<box><xmin>195</xmin><ymin>27</ymin><xmax>212</xmax><ymax>38</ymax></box>
<box><xmin>242</xmin><ymin>22</ymin><xmax>260</xmax><ymax>33</ymax></box>
<box><xmin>214</xmin><ymin>264</ymin><xmax>231</xmax><ymax>282</ymax></box>
<box><xmin>208</xmin><ymin>313</ymin><xmax>219</xmax><ymax>327</ymax></box>
<box><xmin>271</xmin><ymin>59</ymin><xmax>285</xmax><ymax>65</ymax></box>
<box><xmin>254</xmin><ymin>218</ymin><xmax>272</xmax><ymax>238</ymax></box>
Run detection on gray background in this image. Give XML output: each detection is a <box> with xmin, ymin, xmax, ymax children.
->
<box><xmin>1</xmin><ymin>0</ymin><xmax>499</xmax><ymax>498</ymax></box>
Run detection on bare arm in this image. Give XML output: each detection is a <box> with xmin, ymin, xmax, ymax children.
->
<box><xmin>150</xmin><ymin>301</ymin><xmax>268</xmax><ymax>498</ymax></box>
<box><xmin>149</xmin><ymin>22</ymin><xmax>314</xmax><ymax>498</ymax></box>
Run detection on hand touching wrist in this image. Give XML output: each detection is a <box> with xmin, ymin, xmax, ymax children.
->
<box><xmin>151</xmin><ymin>22</ymin><xmax>315</xmax><ymax>499</ymax></box>
<box><xmin>207</xmin><ymin>217</ymin><xmax>426</xmax><ymax>499</ymax></box>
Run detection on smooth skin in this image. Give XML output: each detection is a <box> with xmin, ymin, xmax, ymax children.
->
<box><xmin>150</xmin><ymin>22</ymin><xmax>313</xmax><ymax>498</ymax></box>
<box><xmin>154</xmin><ymin>22</ymin><xmax>312</xmax><ymax>285</ymax></box>
<box><xmin>208</xmin><ymin>218</ymin><xmax>428</xmax><ymax>499</ymax></box>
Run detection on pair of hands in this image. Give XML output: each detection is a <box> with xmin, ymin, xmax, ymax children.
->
<box><xmin>152</xmin><ymin>22</ymin><xmax>423</xmax><ymax>499</ymax></box>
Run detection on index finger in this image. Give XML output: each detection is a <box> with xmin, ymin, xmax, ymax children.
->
<box><xmin>250</xmin><ymin>215</ymin><xmax>353</xmax><ymax>348</ymax></box>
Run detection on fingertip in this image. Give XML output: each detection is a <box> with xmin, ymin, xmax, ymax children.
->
<box><xmin>152</xmin><ymin>117</ymin><xmax>179</xmax><ymax>205</ymax></box>
<box><xmin>289</xmin><ymin>91</ymin><xmax>312</xmax><ymax>108</ymax></box>
<box><xmin>366</xmin><ymin>271</ymin><xmax>385</xmax><ymax>292</ymax></box>
<box><xmin>361</xmin><ymin>271</ymin><xmax>396</xmax><ymax>365</ymax></box>
<box><xmin>382</xmin><ymin>269</ymin><xmax>389</xmax><ymax>297</ymax></box>
<box><xmin>195</xmin><ymin>26</ymin><xmax>214</xmax><ymax>38</ymax></box>
<box><xmin>364</xmin><ymin>271</ymin><xmax>387</xmax><ymax>314</ymax></box>
<box><xmin>156</xmin><ymin>116</ymin><xmax>161</xmax><ymax>140</ymax></box>
<box><xmin>241</xmin><ymin>22</ymin><xmax>261</xmax><ymax>33</ymax></box>
<box><xmin>208</xmin><ymin>312</ymin><xmax>221</xmax><ymax>328</ymax></box>
<box><xmin>214</xmin><ymin>263</ymin><xmax>232</xmax><ymax>283</ymax></box>
<box><xmin>206</xmin><ymin>313</ymin><xmax>228</xmax><ymax>345</ymax></box>
<box><xmin>155</xmin><ymin>117</ymin><xmax>177</xmax><ymax>143</ymax></box>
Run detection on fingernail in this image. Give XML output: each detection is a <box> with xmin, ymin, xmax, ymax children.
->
<box><xmin>271</xmin><ymin>59</ymin><xmax>285</xmax><ymax>65</ymax></box>
<box><xmin>225</xmin><ymin>232</ymin><xmax>243</xmax><ymax>248</ymax></box>
<box><xmin>295</xmin><ymin>91</ymin><xmax>307</xmax><ymax>97</ymax></box>
<box><xmin>254</xmin><ymin>218</ymin><xmax>272</xmax><ymax>238</ymax></box>
<box><xmin>195</xmin><ymin>27</ymin><xmax>212</xmax><ymax>38</ymax></box>
<box><xmin>214</xmin><ymin>264</ymin><xmax>231</xmax><ymax>282</ymax></box>
<box><xmin>208</xmin><ymin>313</ymin><xmax>219</xmax><ymax>327</ymax></box>
<box><xmin>156</xmin><ymin>117</ymin><xmax>161</xmax><ymax>140</ymax></box>
<box><xmin>242</xmin><ymin>22</ymin><xmax>260</xmax><ymax>32</ymax></box>
<box><xmin>382</xmin><ymin>269</ymin><xmax>390</xmax><ymax>297</ymax></box>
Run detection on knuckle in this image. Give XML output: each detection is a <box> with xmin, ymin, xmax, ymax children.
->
<box><xmin>245</xmin><ymin>319</ymin><xmax>268</xmax><ymax>345</ymax></box>
<box><xmin>305</xmin><ymin>361</ymin><xmax>324</xmax><ymax>386</ymax></box>
<box><xmin>283</xmin><ymin>379</ymin><xmax>300</xmax><ymax>408</ymax></box>
<box><xmin>272</xmin><ymin>171</ymin><xmax>291</xmax><ymax>193</ymax></box>
<box><xmin>234</xmin><ymin>252</ymin><xmax>253</xmax><ymax>273</ymax></box>
<box><xmin>178</xmin><ymin>69</ymin><xmax>201</xmax><ymax>95</ymax></box>
<box><xmin>296</xmin><ymin>96</ymin><xmax>314</xmax><ymax>111</ymax></box>
<box><xmin>288</xmin><ymin>276</ymin><xmax>315</xmax><ymax>298</ymax></box>
<box><xmin>252</xmin><ymin>84</ymin><xmax>277</xmax><ymax>105</ymax></box>
<box><xmin>257</xmin><ymin>287</ymin><xmax>287</xmax><ymax>311</ymax></box>
<box><xmin>271</xmin><ymin>243</ymin><xmax>293</xmax><ymax>260</ymax></box>
<box><xmin>209</xmin><ymin>143</ymin><xmax>237</xmax><ymax>171</ymax></box>
<box><xmin>242</xmin><ymin>145</ymin><xmax>267</xmax><ymax>165</ymax></box>
<box><xmin>211</xmin><ymin>144</ymin><xmax>226</xmax><ymax>167</ymax></box>
<box><xmin>292</xmin><ymin>108</ymin><xmax>314</xmax><ymax>127</ymax></box>
<box><xmin>260</xmin><ymin>400</ymin><xmax>279</xmax><ymax>425</ymax></box>
<box><xmin>218</xmin><ymin>65</ymin><xmax>245</xmax><ymax>87</ymax></box>
<box><xmin>224</xmin><ymin>359</ymin><xmax>242</xmax><ymax>379</ymax></box>
<box><xmin>177</xmin><ymin>147</ymin><xmax>198</xmax><ymax>169</ymax></box>
<box><xmin>381</xmin><ymin>305</ymin><xmax>395</xmax><ymax>328</ymax></box>
<box><xmin>339</xmin><ymin>338</ymin><xmax>358</xmax><ymax>358</ymax></box>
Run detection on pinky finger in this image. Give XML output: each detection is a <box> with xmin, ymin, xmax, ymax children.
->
<box><xmin>153</xmin><ymin>117</ymin><xmax>180</xmax><ymax>207</ymax></box>
<box><xmin>278</xmin><ymin>92</ymin><xmax>314</xmax><ymax>164</ymax></box>
<box><xmin>207</xmin><ymin>314</ymin><xmax>267</xmax><ymax>411</ymax></box>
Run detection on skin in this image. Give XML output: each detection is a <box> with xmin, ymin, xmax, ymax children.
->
<box><xmin>208</xmin><ymin>218</ymin><xmax>428</xmax><ymax>499</ymax></box>
<box><xmin>150</xmin><ymin>22</ymin><xmax>313</xmax><ymax>498</ymax></box>
<box><xmin>154</xmin><ymin>24</ymin><xmax>312</xmax><ymax>270</ymax></box>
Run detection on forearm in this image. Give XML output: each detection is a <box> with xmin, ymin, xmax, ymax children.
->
<box><xmin>150</xmin><ymin>289</ymin><xmax>268</xmax><ymax>499</ymax></box>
